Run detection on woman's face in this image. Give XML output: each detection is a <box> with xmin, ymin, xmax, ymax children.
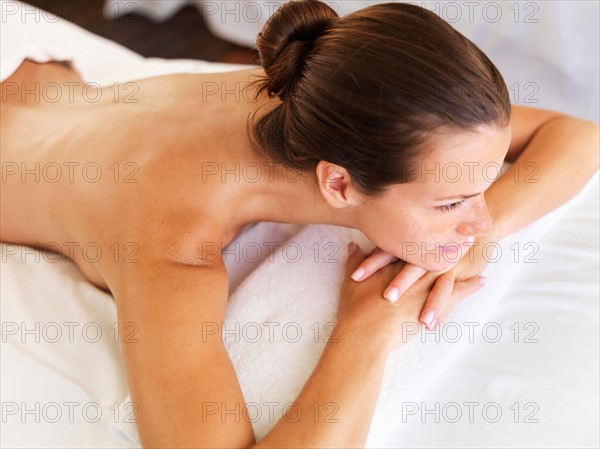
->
<box><xmin>356</xmin><ymin>124</ymin><xmax>512</xmax><ymax>272</ymax></box>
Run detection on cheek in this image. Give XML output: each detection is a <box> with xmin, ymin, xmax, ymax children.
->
<box><xmin>363</xmin><ymin>212</ymin><xmax>414</xmax><ymax>252</ymax></box>
<box><xmin>406</xmin><ymin>208</ymin><xmax>450</xmax><ymax>239</ymax></box>
<box><xmin>362</xmin><ymin>206</ymin><xmax>460</xmax><ymax>268</ymax></box>
<box><xmin>373</xmin><ymin>212</ymin><xmax>431</xmax><ymax>256</ymax></box>
<box><xmin>400</xmin><ymin>212</ymin><xmax>463</xmax><ymax>270</ymax></box>
<box><xmin>421</xmin><ymin>205</ymin><xmax>455</xmax><ymax>229</ymax></box>
<box><xmin>381</xmin><ymin>208</ymin><xmax>448</xmax><ymax>245</ymax></box>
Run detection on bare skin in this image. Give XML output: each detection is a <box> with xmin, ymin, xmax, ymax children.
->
<box><xmin>2</xmin><ymin>60</ymin><xmax>590</xmax><ymax>448</ymax></box>
<box><xmin>0</xmin><ymin>60</ymin><xmax>382</xmax><ymax>292</ymax></box>
<box><xmin>1</xmin><ymin>61</ymin><xmax>282</xmax><ymax>291</ymax></box>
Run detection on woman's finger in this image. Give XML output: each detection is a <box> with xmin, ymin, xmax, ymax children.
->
<box><xmin>345</xmin><ymin>242</ymin><xmax>367</xmax><ymax>279</ymax></box>
<box><xmin>350</xmin><ymin>246</ymin><xmax>399</xmax><ymax>282</ymax></box>
<box><xmin>383</xmin><ymin>263</ymin><xmax>428</xmax><ymax>302</ymax></box>
<box><xmin>419</xmin><ymin>273</ymin><xmax>455</xmax><ymax>329</ymax></box>
<box><xmin>454</xmin><ymin>275</ymin><xmax>487</xmax><ymax>298</ymax></box>
<box><xmin>436</xmin><ymin>275</ymin><xmax>487</xmax><ymax>323</ymax></box>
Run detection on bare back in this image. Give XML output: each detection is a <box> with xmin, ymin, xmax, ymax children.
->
<box><xmin>0</xmin><ymin>60</ymin><xmax>267</xmax><ymax>293</ymax></box>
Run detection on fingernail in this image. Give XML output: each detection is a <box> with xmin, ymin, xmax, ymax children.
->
<box><xmin>351</xmin><ymin>267</ymin><xmax>365</xmax><ymax>281</ymax></box>
<box><xmin>348</xmin><ymin>242</ymin><xmax>356</xmax><ymax>255</ymax></box>
<box><xmin>384</xmin><ymin>287</ymin><xmax>399</xmax><ymax>302</ymax></box>
<box><xmin>421</xmin><ymin>310</ymin><xmax>435</xmax><ymax>326</ymax></box>
<box><xmin>427</xmin><ymin>319</ymin><xmax>437</xmax><ymax>330</ymax></box>
<box><xmin>479</xmin><ymin>276</ymin><xmax>487</xmax><ymax>286</ymax></box>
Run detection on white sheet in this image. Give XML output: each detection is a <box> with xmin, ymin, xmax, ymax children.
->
<box><xmin>1</xmin><ymin>1</ymin><xmax>598</xmax><ymax>447</ymax></box>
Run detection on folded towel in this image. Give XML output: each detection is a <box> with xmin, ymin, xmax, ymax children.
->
<box><xmin>110</xmin><ymin>170</ymin><xmax>598</xmax><ymax>447</ymax></box>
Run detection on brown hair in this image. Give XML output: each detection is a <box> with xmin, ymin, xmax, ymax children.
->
<box><xmin>245</xmin><ymin>0</ymin><xmax>511</xmax><ymax>198</ymax></box>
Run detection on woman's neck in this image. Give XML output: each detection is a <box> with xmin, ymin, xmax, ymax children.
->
<box><xmin>216</xmin><ymin>68</ymin><xmax>360</xmax><ymax>235</ymax></box>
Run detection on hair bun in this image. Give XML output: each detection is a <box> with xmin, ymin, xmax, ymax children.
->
<box><xmin>256</xmin><ymin>0</ymin><xmax>338</xmax><ymax>101</ymax></box>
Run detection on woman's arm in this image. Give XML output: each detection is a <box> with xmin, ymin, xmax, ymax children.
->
<box><xmin>110</xmin><ymin>246</ymin><xmax>394</xmax><ymax>449</ymax></box>
<box><xmin>112</xmin><ymin>258</ymin><xmax>257</xmax><ymax>448</ymax></box>
<box><xmin>419</xmin><ymin>106</ymin><xmax>600</xmax><ymax>323</ymax></box>
<box><xmin>415</xmin><ymin>106</ymin><xmax>599</xmax><ymax>324</ymax></box>
<box><xmin>485</xmin><ymin>105</ymin><xmax>600</xmax><ymax>242</ymax></box>
<box><xmin>255</xmin><ymin>322</ymin><xmax>392</xmax><ymax>448</ymax></box>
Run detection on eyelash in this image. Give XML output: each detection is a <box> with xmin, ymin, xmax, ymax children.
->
<box><xmin>439</xmin><ymin>200</ymin><xmax>465</xmax><ymax>213</ymax></box>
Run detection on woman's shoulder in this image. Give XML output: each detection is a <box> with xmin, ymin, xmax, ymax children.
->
<box><xmin>91</xmin><ymin>198</ymin><xmax>228</xmax><ymax>293</ymax></box>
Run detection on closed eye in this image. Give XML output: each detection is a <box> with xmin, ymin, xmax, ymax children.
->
<box><xmin>438</xmin><ymin>200</ymin><xmax>465</xmax><ymax>213</ymax></box>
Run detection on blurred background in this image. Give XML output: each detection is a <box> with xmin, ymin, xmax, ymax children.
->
<box><xmin>18</xmin><ymin>0</ymin><xmax>600</xmax><ymax>123</ymax></box>
<box><xmin>23</xmin><ymin>0</ymin><xmax>260</xmax><ymax>64</ymax></box>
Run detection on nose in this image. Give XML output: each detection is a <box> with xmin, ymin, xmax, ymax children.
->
<box><xmin>458</xmin><ymin>198</ymin><xmax>493</xmax><ymax>237</ymax></box>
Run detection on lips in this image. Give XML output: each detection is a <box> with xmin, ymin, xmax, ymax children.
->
<box><xmin>439</xmin><ymin>244</ymin><xmax>461</xmax><ymax>253</ymax></box>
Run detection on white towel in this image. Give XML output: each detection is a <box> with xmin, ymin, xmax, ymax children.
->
<box><xmin>110</xmin><ymin>171</ymin><xmax>598</xmax><ymax>447</ymax></box>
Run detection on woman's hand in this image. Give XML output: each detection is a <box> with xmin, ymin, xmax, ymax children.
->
<box><xmin>349</xmin><ymin>246</ymin><xmax>429</xmax><ymax>301</ymax></box>
<box><xmin>336</xmin><ymin>242</ymin><xmax>486</xmax><ymax>350</ymax></box>
<box><xmin>419</xmin><ymin>241</ymin><xmax>490</xmax><ymax>328</ymax></box>
<box><xmin>348</xmin><ymin>241</ymin><xmax>489</xmax><ymax>329</ymax></box>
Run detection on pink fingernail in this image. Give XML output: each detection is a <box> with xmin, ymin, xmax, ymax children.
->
<box><xmin>421</xmin><ymin>310</ymin><xmax>435</xmax><ymax>326</ymax></box>
<box><xmin>384</xmin><ymin>288</ymin><xmax>399</xmax><ymax>302</ymax></box>
<box><xmin>351</xmin><ymin>268</ymin><xmax>365</xmax><ymax>281</ymax></box>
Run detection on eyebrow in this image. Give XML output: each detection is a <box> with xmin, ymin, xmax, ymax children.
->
<box><xmin>434</xmin><ymin>192</ymin><xmax>482</xmax><ymax>202</ymax></box>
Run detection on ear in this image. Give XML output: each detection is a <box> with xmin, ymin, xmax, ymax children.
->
<box><xmin>315</xmin><ymin>161</ymin><xmax>357</xmax><ymax>208</ymax></box>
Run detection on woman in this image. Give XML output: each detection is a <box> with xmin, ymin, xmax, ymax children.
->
<box><xmin>1</xmin><ymin>0</ymin><xmax>598</xmax><ymax>447</ymax></box>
